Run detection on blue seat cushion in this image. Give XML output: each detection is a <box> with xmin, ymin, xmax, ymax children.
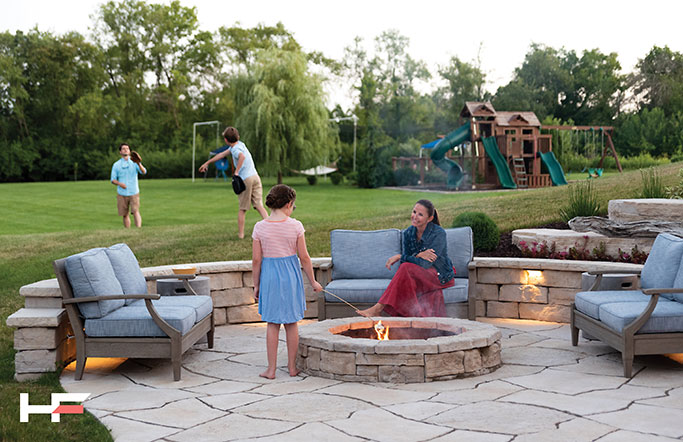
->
<box><xmin>331</xmin><ymin>229</ymin><xmax>401</xmax><ymax>280</ymax></box>
<box><xmin>598</xmin><ymin>299</ymin><xmax>683</xmax><ymax>333</ymax></box>
<box><xmin>129</xmin><ymin>295</ymin><xmax>213</xmax><ymax>321</ymax></box>
<box><xmin>325</xmin><ymin>279</ymin><xmax>391</xmax><ymax>304</ymax></box>
<box><xmin>445</xmin><ymin>227</ymin><xmax>473</xmax><ymax>278</ymax></box>
<box><xmin>105</xmin><ymin>244</ymin><xmax>148</xmax><ymax>305</ymax></box>
<box><xmin>85</xmin><ymin>305</ymin><xmax>197</xmax><ymax>337</ymax></box>
<box><xmin>325</xmin><ymin>278</ymin><xmax>468</xmax><ymax>305</ymax></box>
<box><xmin>443</xmin><ymin>279</ymin><xmax>469</xmax><ymax>303</ymax></box>
<box><xmin>65</xmin><ymin>247</ymin><xmax>125</xmax><ymax>319</ymax></box>
<box><xmin>640</xmin><ymin>233</ymin><xmax>683</xmax><ymax>297</ymax></box>
<box><xmin>574</xmin><ymin>290</ymin><xmax>651</xmax><ymax>319</ymax></box>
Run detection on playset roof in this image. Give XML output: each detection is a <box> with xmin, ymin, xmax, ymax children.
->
<box><xmin>495</xmin><ymin>111</ymin><xmax>541</xmax><ymax>127</ymax></box>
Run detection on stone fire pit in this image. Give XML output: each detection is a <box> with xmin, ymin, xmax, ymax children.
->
<box><xmin>297</xmin><ymin>317</ymin><xmax>501</xmax><ymax>383</ymax></box>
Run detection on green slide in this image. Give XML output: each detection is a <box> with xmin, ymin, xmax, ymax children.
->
<box><xmin>481</xmin><ymin>137</ymin><xmax>517</xmax><ymax>189</ymax></box>
<box><xmin>430</xmin><ymin>122</ymin><xmax>470</xmax><ymax>189</ymax></box>
<box><xmin>539</xmin><ymin>151</ymin><xmax>568</xmax><ymax>185</ymax></box>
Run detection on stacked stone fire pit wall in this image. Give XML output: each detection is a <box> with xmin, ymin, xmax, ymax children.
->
<box><xmin>297</xmin><ymin>317</ymin><xmax>501</xmax><ymax>383</ymax></box>
<box><xmin>469</xmin><ymin>257</ymin><xmax>643</xmax><ymax>323</ymax></box>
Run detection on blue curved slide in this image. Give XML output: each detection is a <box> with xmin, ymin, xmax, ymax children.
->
<box><xmin>430</xmin><ymin>123</ymin><xmax>470</xmax><ymax>189</ymax></box>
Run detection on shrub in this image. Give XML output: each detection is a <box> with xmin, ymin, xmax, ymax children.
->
<box><xmin>665</xmin><ymin>168</ymin><xmax>683</xmax><ymax>199</ymax></box>
<box><xmin>424</xmin><ymin>167</ymin><xmax>446</xmax><ymax>184</ymax></box>
<box><xmin>618</xmin><ymin>153</ymin><xmax>669</xmax><ymax>170</ymax></box>
<box><xmin>393</xmin><ymin>167</ymin><xmax>419</xmax><ymax>186</ymax></box>
<box><xmin>639</xmin><ymin>167</ymin><xmax>666</xmax><ymax>198</ymax></box>
<box><xmin>559</xmin><ymin>180</ymin><xmax>602</xmax><ymax>222</ymax></box>
<box><xmin>330</xmin><ymin>171</ymin><xmax>343</xmax><ymax>185</ymax></box>
<box><xmin>306</xmin><ymin>175</ymin><xmax>318</xmax><ymax>185</ymax></box>
<box><xmin>452</xmin><ymin>212</ymin><xmax>499</xmax><ymax>252</ymax></box>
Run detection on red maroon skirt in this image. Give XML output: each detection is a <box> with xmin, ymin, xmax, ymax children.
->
<box><xmin>379</xmin><ymin>262</ymin><xmax>455</xmax><ymax>317</ymax></box>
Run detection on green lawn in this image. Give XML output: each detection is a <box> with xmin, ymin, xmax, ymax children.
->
<box><xmin>1</xmin><ymin>163</ymin><xmax>681</xmax><ymax>439</ymax></box>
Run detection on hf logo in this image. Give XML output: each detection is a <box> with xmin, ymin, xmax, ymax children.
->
<box><xmin>20</xmin><ymin>393</ymin><xmax>90</xmax><ymax>422</ymax></box>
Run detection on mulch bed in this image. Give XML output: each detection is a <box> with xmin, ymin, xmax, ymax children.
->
<box><xmin>474</xmin><ymin>221</ymin><xmax>570</xmax><ymax>258</ymax></box>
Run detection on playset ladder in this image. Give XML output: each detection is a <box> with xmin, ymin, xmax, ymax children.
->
<box><xmin>512</xmin><ymin>158</ymin><xmax>528</xmax><ymax>188</ymax></box>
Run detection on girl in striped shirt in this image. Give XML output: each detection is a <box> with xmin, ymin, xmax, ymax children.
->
<box><xmin>252</xmin><ymin>184</ymin><xmax>322</xmax><ymax>379</ymax></box>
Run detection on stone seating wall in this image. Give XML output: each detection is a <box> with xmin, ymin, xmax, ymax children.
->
<box><xmin>8</xmin><ymin>256</ymin><xmax>643</xmax><ymax>381</ymax></box>
<box><xmin>7</xmin><ymin>259</ymin><xmax>331</xmax><ymax>381</ymax></box>
<box><xmin>469</xmin><ymin>257</ymin><xmax>643</xmax><ymax>323</ymax></box>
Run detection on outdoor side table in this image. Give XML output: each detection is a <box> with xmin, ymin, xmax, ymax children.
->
<box><xmin>157</xmin><ymin>276</ymin><xmax>210</xmax><ymax>297</ymax></box>
<box><xmin>581</xmin><ymin>272</ymin><xmax>638</xmax><ymax>292</ymax></box>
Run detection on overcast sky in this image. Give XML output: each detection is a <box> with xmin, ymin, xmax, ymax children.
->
<box><xmin>3</xmin><ymin>0</ymin><xmax>681</xmax><ymax>109</ymax></box>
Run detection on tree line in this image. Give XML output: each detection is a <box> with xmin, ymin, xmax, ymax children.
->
<box><xmin>1</xmin><ymin>0</ymin><xmax>681</xmax><ymax>184</ymax></box>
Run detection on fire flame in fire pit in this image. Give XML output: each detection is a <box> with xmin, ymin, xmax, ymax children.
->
<box><xmin>374</xmin><ymin>320</ymin><xmax>389</xmax><ymax>340</ymax></box>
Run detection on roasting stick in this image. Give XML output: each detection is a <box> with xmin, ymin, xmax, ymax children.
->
<box><xmin>322</xmin><ymin>288</ymin><xmax>361</xmax><ymax>311</ymax></box>
<box><xmin>321</xmin><ymin>289</ymin><xmax>384</xmax><ymax>331</ymax></box>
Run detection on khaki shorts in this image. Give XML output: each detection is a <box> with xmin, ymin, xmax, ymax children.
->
<box><xmin>117</xmin><ymin>193</ymin><xmax>140</xmax><ymax>216</ymax></box>
<box><xmin>238</xmin><ymin>174</ymin><xmax>264</xmax><ymax>211</ymax></box>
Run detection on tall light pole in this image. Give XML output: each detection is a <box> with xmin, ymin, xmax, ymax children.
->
<box><xmin>330</xmin><ymin>115</ymin><xmax>358</xmax><ymax>172</ymax></box>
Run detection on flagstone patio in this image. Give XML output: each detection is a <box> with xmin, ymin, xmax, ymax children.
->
<box><xmin>61</xmin><ymin>318</ymin><xmax>683</xmax><ymax>442</ymax></box>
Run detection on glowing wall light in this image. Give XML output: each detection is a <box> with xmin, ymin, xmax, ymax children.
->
<box><xmin>525</xmin><ymin>270</ymin><xmax>544</xmax><ymax>286</ymax></box>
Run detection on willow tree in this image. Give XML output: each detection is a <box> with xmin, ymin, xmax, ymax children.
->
<box><xmin>235</xmin><ymin>48</ymin><xmax>333</xmax><ymax>182</ymax></box>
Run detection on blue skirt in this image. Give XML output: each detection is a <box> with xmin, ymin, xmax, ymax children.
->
<box><xmin>258</xmin><ymin>254</ymin><xmax>306</xmax><ymax>324</ymax></box>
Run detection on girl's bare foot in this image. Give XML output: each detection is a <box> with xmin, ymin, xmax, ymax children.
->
<box><xmin>289</xmin><ymin>367</ymin><xmax>300</xmax><ymax>377</ymax></box>
<box><xmin>259</xmin><ymin>369</ymin><xmax>276</xmax><ymax>379</ymax></box>
<box><xmin>357</xmin><ymin>304</ymin><xmax>383</xmax><ymax>318</ymax></box>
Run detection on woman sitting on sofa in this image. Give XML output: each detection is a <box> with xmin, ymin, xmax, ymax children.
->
<box><xmin>358</xmin><ymin>199</ymin><xmax>455</xmax><ymax>317</ymax></box>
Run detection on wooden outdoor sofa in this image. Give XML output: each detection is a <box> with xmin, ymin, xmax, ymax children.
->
<box><xmin>318</xmin><ymin>227</ymin><xmax>475</xmax><ymax>320</ymax></box>
<box><xmin>571</xmin><ymin>232</ymin><xmax>683</xmax><ymax>377</ymax></box>
<box><xmin>54</xmin><ymin>244</ymin><xmax>214</xmax><ymax>381</ymax></box>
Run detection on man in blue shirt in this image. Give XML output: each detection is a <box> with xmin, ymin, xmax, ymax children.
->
<box><xmin>111</xmin><ymin>143</ymin><xmax>147</xmax><ymax>228</ymax></box>
<box><xmin>199</xmin><ymin>127</ymin><xmax>268</xmax><ymax>238</ymax></box>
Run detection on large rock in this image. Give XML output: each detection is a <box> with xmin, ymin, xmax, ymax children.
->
<box><xmin>608</xmin><ymin>198</ymin><xmax>683</xmax><ymax>223</ymax></box>
<box><xmin>569</xmin><ymin>216</ymin><xmax>683</xmax><ymax>237</ymax></box>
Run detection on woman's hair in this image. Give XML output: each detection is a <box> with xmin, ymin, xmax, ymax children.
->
<box><xmin>265</xmin><ymin>184</ymin><xmax>296</xmax><ymax>209</ymax></box>
<box><xmin>416</xmin><ymin>199</ymin><xmax>440</xmax><ymax>226</ymax></box>
<box><xmin>222</xmin><ymin>126</ymin><xmax>240</xmax><ymax>143</ymax></box>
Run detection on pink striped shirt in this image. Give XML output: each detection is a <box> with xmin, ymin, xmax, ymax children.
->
<box><xmin>252</xmin><ymin>217</ymin><xmax>305</xmax><ymax>257</ymax></box>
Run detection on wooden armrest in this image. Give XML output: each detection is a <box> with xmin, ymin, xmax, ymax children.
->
<box><xmin>145</xmin><ymin>274</ymin><xmax>196</xmax><ymax>281</ymax></box>
<box><xmin>63</xmin><ymin>293</ymin><xmax>161</xmax><ymax>304</ymax></box>
<box><xmin>319</xmin><ymin>262</ymin><xmax>333</xmax><ymax>271</ymax></box>
<box><xmin>587</xmin><ymin>269</ymin><xmax>641</xmax><ymax>276</ymax></box>
<box><xmin>642</xmin><ymin>288</ymin><xmax>682</xmax><ymax>296</ymax></box>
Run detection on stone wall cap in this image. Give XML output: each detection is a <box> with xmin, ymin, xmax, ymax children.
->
<box><xmin>471</xmin><ymin>257</ymin><xmax>643</xmax><ymax>272</ymax></box>
<box><xmin>19</xmin><ymin>279</ymin><xmax>60</xmax><ymax>298</ymax></box>
<box><xmin>7</xmin><ymin>308</ymin><xmax>65</xmax><ymax>327</ymax></box>
<box><xmin>143</xmin><ymin>258</ymin><xmax>332</xmax><ymax>275</ymax></box>
<box><xmin>610</xmin><ymin>198</ymin><xmax>683</xmax><ymax>205</ymax></box>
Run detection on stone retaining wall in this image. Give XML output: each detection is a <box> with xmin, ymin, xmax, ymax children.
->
<box><xmin>468</xmin><ymin>257</ymin><xmax>643</xmax><ymax>323</ymax></box>
<box><xmin>7</xmin><ymin>258</ymin><xmax>331</xmax><ymax>381</ymax></box>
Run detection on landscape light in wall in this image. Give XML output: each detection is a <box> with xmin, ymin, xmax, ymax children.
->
<box><xmin>524</xmin><ymin>270</ymin><xmax>544</xmax><ymax>285</ymax></box>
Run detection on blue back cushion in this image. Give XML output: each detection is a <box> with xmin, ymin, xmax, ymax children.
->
<box><xmin>641</xmin><ymin>233</ymin><xmax>683</xmax><ymax>294</ymax></box>
<box><xmin>65</xmin><ymin>248</ymin><xmax>125</xmax><ymax>319</ymax></box>
<box><xmin>331</xmin><ymin>229</ymin><xmax>402</xmax><ymax>280</ymax></box>
<box><xmin>105</xmin><ymin>244</ymin><xmax>147</xmax><ymax>305</ymax></box>
<box><xmin>445</xmin><ymin>227</ymin><xmax>473</xmax><ymax>278</ymax></box>
<box><xmin>672</xmin><ymin>258</ymin><xmax>683</xmax><ymax>303</ymax></box>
